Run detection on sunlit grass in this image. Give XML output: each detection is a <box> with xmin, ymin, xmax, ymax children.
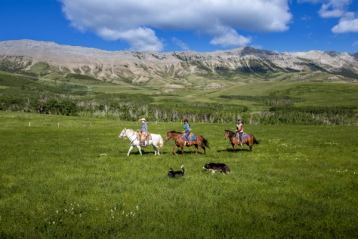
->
<box><xmin>0</xmin><ymin>112</ymin><xmax>357</xmax><ymax>238</ymax></box>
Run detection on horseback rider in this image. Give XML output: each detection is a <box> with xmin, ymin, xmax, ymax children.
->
<box><xmin>183</xmin><ymin>118</ymin><xmax>191</xmax><ymax>146</ymax></box>
<box><xmin>236</xmin><ymin>119</ymin><xmax>244</xmax><ymax>146</ymax></box>
<box><xmin>139</xmin><ymin>118</ymin><xmax>149</xmax><ymax>146</ymax></box>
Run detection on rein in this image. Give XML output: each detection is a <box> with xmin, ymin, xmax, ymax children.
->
<box><xmin>126</xmin><ymin>130</ymin><xmax>138</xmax><ymax>144</ymax></box>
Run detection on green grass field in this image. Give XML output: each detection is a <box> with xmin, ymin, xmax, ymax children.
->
<box><xmin>1</xmin><ymin>112</ymin><xmax>357</xmax><ymax>238</ymax></box>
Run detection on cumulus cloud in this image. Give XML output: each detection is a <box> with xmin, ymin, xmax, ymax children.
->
<box><xmin>332</xmin><ymin>13</ymin><xmax>358</xmax><ymax>33</ymax></box>
<box><xmin>98</xmin><ymin>27</ymin><xmax>163</xmax><ymax>51</ymax></box>
<box><xmin>61</xmin><ymin>0</ymin><xmax>292</xmax><ymax>51</ymax></box>
<box><xmin>300</xmin><ymin>0</ymin><xmax>356</xmax><ymax>34</ymax></box>
<box><xmin>171</xmin><ymin>38</ymin><xmax>189</xmax><ymax>51</ymax></box>
<box><xmin>318</xmin><ymin>0</ymin><xmax>352</xmax><ymax>18</ymax></box>
<box><xmin>210</xmin><ymin>26</ymin><xmax>251</xmax><ymax>48</ymax></box>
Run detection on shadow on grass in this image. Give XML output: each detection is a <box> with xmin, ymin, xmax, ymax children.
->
<box><xmin>217</xmin><ymin>148</ymin><xmax>252</xmax><ymax>153</ymax></box>
<box><xmin>119</xmin><ymin>150</ymin><xmax>170</xmax><ymax>155</ymax></box>
<box><xmin>173</xmin><ymin>150</ymin><xmax>206</xmax><ymax>155</ymax></box>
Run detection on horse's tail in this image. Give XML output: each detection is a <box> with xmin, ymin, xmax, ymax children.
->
<box><xmin>202</xmin><ymin>137</ymin><xmax>210</xmax><ymax>149</ymax></box>
<box><xmin>253</xmin><ymin>136</ymin><xmax>259</xmax><ymax>144</ymax></box>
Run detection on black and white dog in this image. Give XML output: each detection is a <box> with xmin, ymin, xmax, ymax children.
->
<box><xmin>168</xmin><ymin>165</ymin><xmax>185</xmax><ymax>178</ymax></box>
<box><xmin>203</xmin><ymin>163</ymin><xmax>230</xmax><ymax>174</ymax></box>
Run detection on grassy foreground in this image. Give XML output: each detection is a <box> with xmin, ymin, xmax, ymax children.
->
<box><xmin>0</xmin><ymin>112</ymin><xmax>357</xmax><ymax>238</ymax></box>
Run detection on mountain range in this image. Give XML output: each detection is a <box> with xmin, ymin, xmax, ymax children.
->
<box><xmin>0</xmin><ymin>40</ymin><xmax>357</xmax><ymax>85</ymax></box>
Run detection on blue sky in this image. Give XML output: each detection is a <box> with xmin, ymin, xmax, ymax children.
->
<box><xmin>0</xmin><ymin>0</ymin><xmax>357</xmax><ymax>52</ymax></box>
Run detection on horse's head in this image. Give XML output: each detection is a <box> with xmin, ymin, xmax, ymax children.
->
<box><xmin>166</xmin><ymin>130</ymin><xmax>180</xmax><ymax>140</ymax></box>
<box><xmin>224</xmin><ymin>130</ymin><xmax>232</xmax><ymax>139</ymax></box>
<box><xmin>118</xmin><ymin>128</ymin><xmax>127</xmax><ymax>139</ymax></box>
<box><xmin>166</xmin><ymin>131</ymin><xmax>173</xmax><ymax>140</ymax></box>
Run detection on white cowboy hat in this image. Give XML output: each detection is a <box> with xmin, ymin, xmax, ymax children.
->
<box><xmin>139</xmin><ymin>118</ymin><xmax>146</xmax><ymax>121</ymax></box>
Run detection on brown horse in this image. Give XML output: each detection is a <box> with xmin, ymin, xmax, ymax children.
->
<box><xmin>166</xmin><ymin>131</ymin><xmax>209</xmax><ymax>155</ymax></box>
<box><xmin>224</xmin><ymin>130</ymin><xmax>259</xmax><ymax>151</ymax></box>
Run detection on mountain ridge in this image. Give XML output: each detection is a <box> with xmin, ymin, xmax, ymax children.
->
<box><xmin>0</xmin><ymin>39</ymin><xmax>357</xmax><ymax>83</ymax></box>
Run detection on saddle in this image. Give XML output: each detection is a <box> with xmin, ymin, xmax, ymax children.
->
<box><xmin>182</xmin><ymin>132</ymin><xmax>197</xmax><ymax>142</ymax></box>
<box><xmin>138</xmin><ymin>132</ymin><xmax>152</xmax><ymax>146</ymax></box>
<box><xmin>236</xmin><ymin>132</ymin><xmax>248</xmax><ymax>142</ymax></box>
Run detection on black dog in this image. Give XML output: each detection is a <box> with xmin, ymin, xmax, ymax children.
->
<box><xmin>203</xmin><ymin>163</ymin><xmax>230</xmax><ymax>174</ymax></box>
<box><xmin>168</xmin><ymin>165</ymin><xmax>185</xmax><ymax>178</ymax></box>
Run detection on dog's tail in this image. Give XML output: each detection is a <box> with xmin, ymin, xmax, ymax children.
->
<box><xmin>181</xmin><ymin>165</ymin><xmax>185</xmax><ymax>175</ymax></box>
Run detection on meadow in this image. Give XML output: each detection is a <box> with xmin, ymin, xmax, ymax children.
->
<box><xmin>1</xmin><ymin>112</ymin><xmax>357</xmax><ymax>238</ymax></box>
<box><xmin>1</xmin><ymin>70</ymin><xmax>357</xmax><ymax>125</ymax></box>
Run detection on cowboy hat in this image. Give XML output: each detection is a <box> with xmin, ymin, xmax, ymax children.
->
<box><xmin>139</xmin><ymin>118</ymin><xmax>146</xmax><ymax>121</ymax></box>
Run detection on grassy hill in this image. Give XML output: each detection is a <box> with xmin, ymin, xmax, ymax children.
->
<box><xmin>0</xmin><ymin>69</ymin><xmax>357</xmax><ymax>124</ymax></box>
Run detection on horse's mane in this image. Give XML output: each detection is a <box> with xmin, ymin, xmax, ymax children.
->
<box><xmin>125</xmin><ymin>128</ymin><xmax>135</xmax><ymax>132</ymax></box>
<box><xmin>168</xmin><ymin>130</ymin><xmax>182</xmax><ymax>134</ymax></box>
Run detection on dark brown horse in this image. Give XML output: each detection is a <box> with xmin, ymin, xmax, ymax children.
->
<box><xmin>166</xmin><ymin>131</ymin><xmax>209</xmax><ymax>155</ymax></box>
<box><xmin>224</xmin><ymin>130</ymin><xmax>259</xmax><ymax>151</ymax></box>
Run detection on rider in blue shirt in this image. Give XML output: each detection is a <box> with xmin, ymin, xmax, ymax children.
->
<box><xmin>183</xmin><ymin>118</ymin><xmax>191</xmax><ymax>145</ymax></box>
<box><xmin>139</xmin><ymin>118</ymin><xmax>148</xmax><ymax>146</ymax></box>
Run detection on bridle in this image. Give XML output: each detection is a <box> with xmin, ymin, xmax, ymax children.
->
<box><xmin>125</xmin><ymin>129</ymin><xmax>138</xmax><ymax>144</ymax></box>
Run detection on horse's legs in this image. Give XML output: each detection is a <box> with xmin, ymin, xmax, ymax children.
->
<box><xmin>152</xmin><ymin>145</ymin><xmax>157</xmax><ymax>155</ymax></box>
<box><xmin>248</xmin><ymin>140</ymin><xmax>253</xmax><ymax>151</ymax></box>
<box><xmin>194</xmin><ymin>144</ymin><xmax>199</xmax><ymax>154</ymax></box>
<box><xmin>155</xmin><ymin>145</ymin><xmax>160</xmax><ymax>155</ymax></box>
<box><xmin>180</xmin><ymin>146</ymin><xmax>184</xmax><ymax>155</ymax></box>
<box><xmin>136</xmin><ymin>145</ymin><xmax>142</xmax><ymax>156</ymax></box>
<box><xmin>231</xmin><ymin>143</ymin><xmax>235</xmax><ymax>151</ymax></box>
<box><xmin>172</xmin><ymin>145</ymin><xmax>177</xmax><ymax>155</ymax></box>
<box><xmin>127</xmin><ymin>146</ymin><xmax>133</xmax><ymax>156</ymax></box>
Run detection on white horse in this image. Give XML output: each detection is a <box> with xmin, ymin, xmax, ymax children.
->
<box><xmin>118</xmin><ymin>128</ymin><xmax>164</xmax><ymax>156</ymax></box>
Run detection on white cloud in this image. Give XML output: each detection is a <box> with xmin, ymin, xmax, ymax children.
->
<box><xmin>171</xmin><ymin>38</ymin><xmax>189</xmax><ymax>51</ymax></box>
<box><xmin>332</xmin><ymin>13</ymin><xmax>358</xmax><ymax>33</ymax></box>
<box><xmin>98</xmin><ymin>27</ymin><xmax>163</xmax><ymax>51</ymax></box>
<box><xmin>210</xmin><ymin>26</ymin><xmax>251</xmax><ymax>48</ymax></box>
<box><xmin>300</xmin><ymin>0</ymin><xmax>357</xmax><ymax>34</ymax></box>
<box><xmin>297</xmin><ymin>0</ymin><xmax>322</xmax><ymax>4</ymax></box>
<box><xmin>318</xmin><ymin>0</ymin><xmax>351</xmax><ymax>18</ymax></box>
<box><xmin>61</xmin><ymin>0</ymin><xmax>292</xmax><ymax>51</ymax></box>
